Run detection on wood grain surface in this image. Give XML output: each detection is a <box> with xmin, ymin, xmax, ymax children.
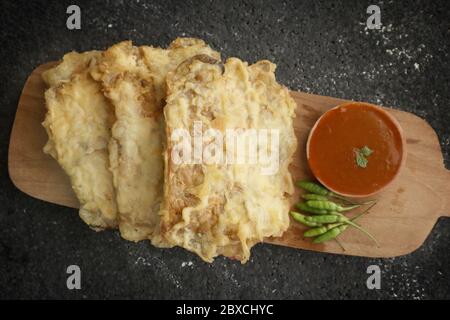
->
<box><xmin>8</xmin><ymin>62</ymin><xmax>450</xmax><ymax>258</ymax></box>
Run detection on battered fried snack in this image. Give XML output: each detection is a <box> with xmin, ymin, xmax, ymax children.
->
<box><xmin>161</xmin><ymin>56</ymin><xmax>297</xmax><ymax>263</ymax></box>
<box><xmin>91</xmin><ymin>39</ymin><xmax>220</xmax><ymax>242</ymax></box>
<box><xmin>41</xmin><ymin>39</ymin><xmax>297</xmax><ymax>264</ymax></box>
<box><xmin>42</xmin><ymin>51</ymin><xmax>102</xmax><ymax>87</ymax></box>
<box><xmin>42</xmin><ymin>52</ymin><xmax>118</xmax><ymax>229</ymax></box>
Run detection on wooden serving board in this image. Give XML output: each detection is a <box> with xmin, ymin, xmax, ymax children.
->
<box><xmin>8</xmin><ymin>63</ymin><xmax>450</xmax><ymax>258</ymax></box>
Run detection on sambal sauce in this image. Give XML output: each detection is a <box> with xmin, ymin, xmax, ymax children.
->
<box><xmin>307</xmin><ymin>102</ymin><xmax>405</xmax><ymax>197</ymax></box>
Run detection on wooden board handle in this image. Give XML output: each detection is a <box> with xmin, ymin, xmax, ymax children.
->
<box><xmin>9</xmin><ymin>63</ymin><xmax>450</xmax><ymax>258</ymax></box>
<box><xmin>444</xmin><ymin>169</ymin><xmax>450</xmax><ymax>217</ymax></box>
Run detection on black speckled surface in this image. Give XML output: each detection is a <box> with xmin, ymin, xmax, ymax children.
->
<box><xmin>1</xmin><ymin>0</ymin><xmax>449</xmax><ymax>300</ymax></box>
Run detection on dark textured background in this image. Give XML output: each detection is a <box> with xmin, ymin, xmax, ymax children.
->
<box><xmin>1</xmin><ymin>0</ymin><xmax>449</xmax><ymax>299</ymax></box>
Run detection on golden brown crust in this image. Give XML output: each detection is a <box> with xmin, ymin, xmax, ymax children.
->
<box><xmin>161</xmin><ymin>57</ymin><xmax>297</xmax><ymax>263</ymax></box>
<box><xmin>90</xmin><ymin>41</ymin><xmax>165</xmax><ymax>241</ymax></box>
<box><xmin>42</xmin><ymin>53</ymin><xmax>118</xmax><ymax>229</ymax></box>
<box><xmin>41</xmin><ymin>39</ymin><xmax>297</xmax><ymax>264</ymax></box>
<box><xmin>91</xmin><ymin>39</ymin><xmax>220</xmax><ymax>243</ymax></box>
<box><xmin>42</xmin><ymin>51</ymin><xmax>102</xmax><ymax>87</ymax></box>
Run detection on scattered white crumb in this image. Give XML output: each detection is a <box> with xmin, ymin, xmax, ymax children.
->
<box><xmin>181</xmin><ymin>261</ymin><xmax>193</xmax><ymax>267</ymax></box>
<box><xmin>414</xmin><ymin>63</ymin><xmax>420</xmax><ymax>70</ymax></box>
<box><xmin>134</xmin><ymin>256</ymin><xmax>182</xmax><ymax>288</ymax></box>
<box><xmin>108</xmin><ymin>24</ymin><xmax>113</xmax><ymax>28</ymax></box>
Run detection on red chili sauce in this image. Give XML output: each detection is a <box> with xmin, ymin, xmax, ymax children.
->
<box><xmin>307</xmin><ymin>103</ymin><xmax>404</xmax><ymax>196</ymax></box>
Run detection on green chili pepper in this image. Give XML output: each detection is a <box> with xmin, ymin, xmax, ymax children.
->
<box><xmin>297</xmin><ymin>181</ymin><xmax>329</xmax><ymax>196</ymax></box>
<box><xmin>304</xmin><ymin>213</ymin><xmax>379</xmax><ymax>246</ymax></box>
<box><xmin>303</xmin><ymin>203</ymin><xmax>375</xmax><ymax>238</ymax></box>
<box><xmin>297</xmin><ymin>180</ymin><xmax>362</xmax><ymax>205</ymax></box>
<box><xmin>295</xmin><ymin>202</ymin><xmax>329</xmax><ymax>215</ymax></box>
<box><xmin>305</xmin><ymin>214</ymin><xmax>347</xmax><ymax>224</ymax></box>
<box><xmin>304</xmin><ymin>223</ymin><xmax>344</xmax><ymax>238</ymax></box>
<box><xmin>290</xmin><ymin>212</ymin><xmax>323</xmax><ymax>227</ymax></box>
<box><xmin>305</xmin><ymin>200</ymin><xmax>359</xmax><ymax>212</ymax></box>
<box><xmin>302</xmin><ymin>194</ymin><xmax>329</xmax><ymax>201</ymax></box>
<box><xmin>313</xmin><ymin>225</ymin><xmax>348</xmax><ymax>243</ymax></box>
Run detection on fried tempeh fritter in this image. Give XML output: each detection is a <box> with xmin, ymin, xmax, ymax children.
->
<box><xmin>161</xmin><ymin>56</ymin><xmax>297</xmax><ymax>263</ymax></box>
<box><xmin>42</xmin><ymin>52</ymin><xmax>118</xmax><ymax>229</ymax></box>
<box><xmin>91</xmin><ymin>39</ymin><xmax>220</xmax><ymax>242</ymax></box>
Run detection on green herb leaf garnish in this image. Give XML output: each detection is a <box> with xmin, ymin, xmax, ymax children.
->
<box><xmin>354</xmin><ymin>146</ymin><xmax>373</xmax><ymax>168</ymax></box>
<box><xmin>360</xmin><ymin>146</ymin><xmax>373</xmax><ymax>157</ymax></box>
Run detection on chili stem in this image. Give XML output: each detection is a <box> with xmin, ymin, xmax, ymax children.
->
<box><xmin>345</xmin><ymin>220</ymin><xmax>380</xmax><ymax>247</ymax></box>
<box><xmin>334</xmin><ymin>238</ymin><xmax>346</xmax><ymax>251</ymax></box>
<box><xmin>350</xmin><ymin>201</ymin><xmax>378</xmax><ymax>221</ymax></box>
